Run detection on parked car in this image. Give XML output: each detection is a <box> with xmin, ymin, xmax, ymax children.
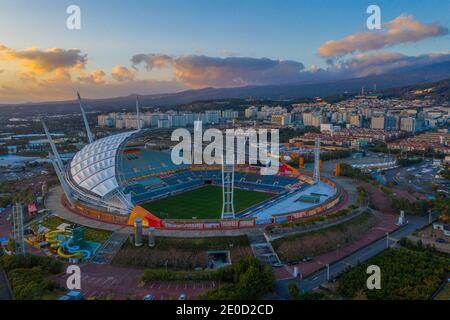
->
<box><xmin>178</xmin><ymin>294</ymin><xmax>186</xmax><ymax>300</ymax></box>
<box><xmin>143</xmin><ymin>294</ymin><xmax>155</xmax><ymax>300</ymax></box>
<box><xmin>302</xmin><ymin>256</ymin><xmax>314</xmax><ymax>262</ymax></box>
<box><xmin>436</xmin><ymin>238</ymin><xmax>447</xmax><ymax>244</ymax></box>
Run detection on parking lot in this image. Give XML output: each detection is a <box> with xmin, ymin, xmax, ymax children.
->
<box><xmin>384</xmin><ymin>159</ymin><xmax>448</xmax><ymax>195</ymax></box>
<box><xmin>55</xmin><ymin>263</ymin><xmax>218</xmax><ymax>300</ymax></box>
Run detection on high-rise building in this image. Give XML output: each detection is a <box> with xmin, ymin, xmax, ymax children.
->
<box><xmin>222</xmin><ymin>110</ymin><xmax>239</xmax><ymax>119</ymax></box>
<box><xmin>371</xmin><ymin>116</ymin><xmax>385</xmax><ymax>130</ymax></box>
<box><xmin>349</xmin><ymin>114</ymin><xmax>362</xmax><ymax>127</ymax></box>
<box><xmin>303</xmin><ymin>112</ymin><xmax>322</xmax><ymax>127</ymax></box>
<box><xmin>169</xmin><ymin>114</ymin><xmax>187</xmax><ymax>127</ymax></box>
<box><xmin>245</xmin><ymin>106</ymin><xmax>258</xmax><ymax>119</ymax></box>
<box><xmin>271</xmin><ymin>114</ymin><xmax>291</xmax><ymax>126</ymax></box>
<box><xmin>400</xmin><ymin>117</ymin><xmax>417</xmax><ymax>132</ymax></box>
<box><xmin>204</xmin><ymin>110</ymin><xmax>221</xmax><ymax>124</ymax></box>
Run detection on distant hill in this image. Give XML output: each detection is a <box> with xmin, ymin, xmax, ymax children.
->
<box><xmin>381</xmin><ymin>78</ymin><xmax>450</xmax><ymax>102</ymax></box>
<box><xmin>1</xmin><ymin>60</ymin><xmax>449</xmax><ymax>116</ymax></box>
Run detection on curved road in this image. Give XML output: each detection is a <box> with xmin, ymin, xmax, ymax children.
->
<box><xmin>274</xmin><ymin>213</ymin><xmax>437</xmax><ymax>299</ymax></box>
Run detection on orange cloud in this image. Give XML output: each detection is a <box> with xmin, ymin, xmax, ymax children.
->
<box><xmin>77</xmin><ymin>69</ymin><xmax>106</xmax><ymax>84</ymax></box>
<box><xmin>318</xmin><ymin>15</ymin><xmax>448</xmax><ymax>57</ymax></box>
<box><xmin>111</xmin><ymin>65</ymin><xmax>136</xmax><ymax>82</ymax></box>
<box><xmin>0</xmin><ymin>44</ymin><xmax>87</xmax><ymax>75</ymax></box>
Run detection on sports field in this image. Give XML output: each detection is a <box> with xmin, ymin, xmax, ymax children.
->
<box><xmin>142</xmin><ymin>185</ymin><xmax>274</xmax><ymax>220</ymax></box>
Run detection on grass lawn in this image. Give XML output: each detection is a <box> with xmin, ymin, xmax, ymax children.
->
<box><xmin>141</xmin><ymin>185</ymin><xmax>274</xmax><ymax>220</ymax></box>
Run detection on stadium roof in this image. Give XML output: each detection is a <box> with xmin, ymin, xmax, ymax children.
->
<box><xmin>70</xmin><ymin>131</ymin><xmax>135</xmax><ymax>197</ymax></box>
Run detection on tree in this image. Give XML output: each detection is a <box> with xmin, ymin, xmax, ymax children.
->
<box><xmin>288</xmin><ymin>282</ymin><xmax>301</xmax><ymax>300</ymax></box>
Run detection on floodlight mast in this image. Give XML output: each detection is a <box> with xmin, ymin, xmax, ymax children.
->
<box><xmin>136</xmin><ymin>96</ymin><xmax>141</xmax><ymax>130</ymax></box>
<box><xmin>77</xmin><ymin>91</ymin><xmax>95</xmax><ymax>144</ymax></box>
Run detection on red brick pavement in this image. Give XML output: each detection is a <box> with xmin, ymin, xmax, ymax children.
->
<box><xmin>273</xmin><ymin>212</ymin><xmax>398</xmax><ymax>280</ymax></box>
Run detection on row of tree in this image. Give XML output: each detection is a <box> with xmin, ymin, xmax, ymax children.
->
<box><xmin>337</xmin><ymin>246</ymin><xmax>448</xmax><ymax>300</ymax></box>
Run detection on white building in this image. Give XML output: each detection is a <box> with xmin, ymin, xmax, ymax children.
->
<box><xmin>245</xmin><ymin>106</ymin><xmax>258</xmax><ymax>119</ymax></box>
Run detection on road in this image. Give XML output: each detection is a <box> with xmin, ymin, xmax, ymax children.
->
<box><xmin>274</xmin><ymin>213</ymin><xmax>435</xmax><ymax>299</ymax></box>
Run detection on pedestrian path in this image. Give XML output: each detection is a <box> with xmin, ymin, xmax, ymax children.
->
<box><xmin>90</xmin><ymin>229</ymin><xmax>129</xmax><ymax>264</ymax></box>
<box><xmin>248</xmin><ymin>232</ymin><xmax>282</xmax><ymax>267</ymax></box>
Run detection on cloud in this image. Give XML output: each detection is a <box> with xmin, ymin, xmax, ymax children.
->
<box><xmin>111</xmin><ymin>65</ymin><xmax>136</xmax><ymax>82</ymax></box>
<box><xmin>0</xmin><ymin>44</ymin><xmax>87</xmax><ymax>75</ymax></box>
<box><xmin>331</xmin><ymin>51</ymin><xmax>450</xmax><ymax>77</ymax></box>
<box><xmin>131</xmin><ymin>54</ymin><xmax>306</xmax><ymax>87</ymax></box>
<box><xmin>130</xmin><ymin>54</ymin><xmax>172</xmax><ymax>71</ymax></box>
<box><xmin>77</xmin><ymin>69</ymin><xmax>106</xmax><ymax>84</ymax></box>
<box><xmin>318</xmin><ymin>15</ymin><xmax>448</xmax><ymax>57</ymax></box>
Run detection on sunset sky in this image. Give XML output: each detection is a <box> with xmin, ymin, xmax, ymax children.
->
<box><xmin>0</xmin><ymin>0</ymin><xmax>449</xmax><ymax>103</ymax></box>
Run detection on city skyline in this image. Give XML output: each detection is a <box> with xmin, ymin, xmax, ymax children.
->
<box><xmin>0</xmin><ymin>0</ymin><xmax>449</xmax><ymax>103</ymax></box>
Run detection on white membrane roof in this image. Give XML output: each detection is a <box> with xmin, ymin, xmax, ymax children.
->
<box><xmin>70</xmin><ymin>131</ymin><xmax>134</xmax><ymax>197</ymax></box>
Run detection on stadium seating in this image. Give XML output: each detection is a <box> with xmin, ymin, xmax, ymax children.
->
<box><xmin>118</xmin><ymin>149</ymin><xmax>307</xmax><ymax>204</ymax></box>
<box><xmin>120</xmin><ymin>149</ymin><xmax>189</xmax><ymax>180</ymax></box>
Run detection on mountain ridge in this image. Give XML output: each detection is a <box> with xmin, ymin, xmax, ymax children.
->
<box><xmin>1</xmin><ymin>60</ymin><xmax>449</xmax><ymax>113</ymax></box>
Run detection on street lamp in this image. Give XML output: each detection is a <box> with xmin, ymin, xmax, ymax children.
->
<box><xmin>385</xmin><ymin>232</ymin><xmax>389</xmax><ymax>249</ymax></box>
<box><xmin>326</xmin><ymin>264</ymin><xmax>330</xmax><ymax>281</ymax></box>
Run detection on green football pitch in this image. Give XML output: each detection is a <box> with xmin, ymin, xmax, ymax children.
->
<box><xmin>141</xmin><ymin>185</ymin><xmax>274</xmax><ymax>220</ymax></box>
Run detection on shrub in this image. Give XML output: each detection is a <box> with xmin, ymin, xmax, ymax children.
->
<box><xmin>6</xmin><ymin>266</ymin><xmax>61</xmax><ymax>300</ymax></box>
<box><xmin>288</xmin><ymin>282</ymin><xmax>301</xmax><ymax>299</ymax></box>
<box><xmin>198</xmin><ymin>257</ymin><xmax>274</xmax><ymax>300</ymax></box>
<box><xmin>142</xmin><ymin>268</ymin><xmax>220</xmax><ymax>282</ymax></box>
<box><xmin>0</xmin><ymin>254</ymin><xmax>63</xmax><ymax>274</ymax></box>
<box><xmin>272</xmin><ymin>212</ymin><xmax>375</xmax><ymax>261</ymax></box>
<box><xmin>140</xmin><ymin>257</ymin><xmax>274</xmax><ymax>300</ymax></box>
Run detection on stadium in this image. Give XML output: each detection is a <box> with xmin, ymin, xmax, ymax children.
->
<box><xmin>44</xmin><ymin>96</ymin><xmax>344</xmax><ymax>232</ymax></box>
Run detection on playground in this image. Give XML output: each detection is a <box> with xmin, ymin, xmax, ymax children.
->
<box><xmin>44</xmin><ymin>226</ymin><xmax>100</xmax><ymax>261</ymax></box>
<box><xmin>24</xmin><ymin>215</ymin><xmax>110</xmax><ymax>262</ymax></box>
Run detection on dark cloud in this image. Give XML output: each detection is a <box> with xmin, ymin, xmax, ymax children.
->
<box><xmin>131</xmin><ymin>54</ymin><xmax>306</xmax><ymax>87</ymax></box>
<box><xmin>332</xmin><ymin>52</ymin><xmax>450</xmax><ymax>77</ymax></box>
